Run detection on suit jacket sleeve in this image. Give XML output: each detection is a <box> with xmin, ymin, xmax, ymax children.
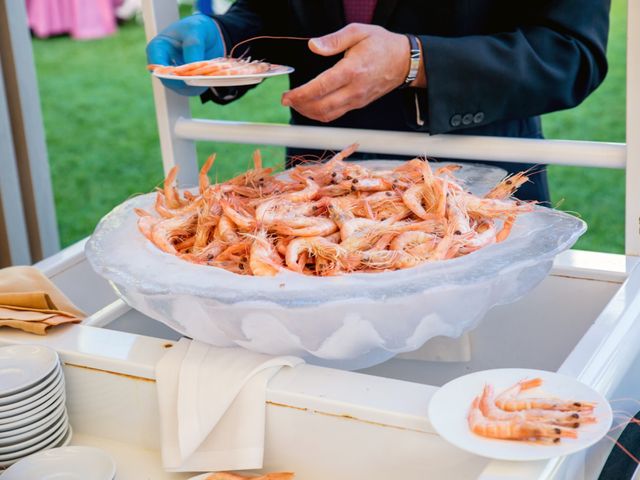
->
<box><xmin>419</xmin><ymin>0</ymin><xmax>610</xmax><ymax>134</ymax></box>
<box><xmin>200</xmin><ymin>0</ymin><xmax>289</xmax><ymax>106</ymax></box>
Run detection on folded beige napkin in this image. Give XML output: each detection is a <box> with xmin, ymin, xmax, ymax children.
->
<box><xmin>0</xmin><ymin>266</ymin><xmax>85</xmax><ymax>334</ymax></box>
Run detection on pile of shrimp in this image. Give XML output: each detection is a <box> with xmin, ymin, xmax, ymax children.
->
<box><xmin>134</xmin><ymin>144</ymin><xmax>534</xmax><ymax>276</ymax></box>
<box><xmin>468</xmin><ymin>378</ymin><xmax>597</xmax><ymax>443</ymax></box>
<box><xmin>147</xmin><ymin>57</ymin><xmax>272</xmax><ymax>76</ymax></box>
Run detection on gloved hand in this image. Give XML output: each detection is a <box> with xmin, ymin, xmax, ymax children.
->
<box><xmin>146</xmin><ymin>13</ymin><xmax>225</xmax><ymax>96</ymax></box>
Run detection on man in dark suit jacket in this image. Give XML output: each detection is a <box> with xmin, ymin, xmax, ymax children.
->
<box><xmin>147</xmin><ymin>0</ymin><xmax>611</xmax><ymax>202</ymax></box>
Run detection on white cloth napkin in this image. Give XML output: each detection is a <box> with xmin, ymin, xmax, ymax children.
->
<box><xmin>156</xmin><ymin>338</ymin><xmax>304</xmax><ymax>472</ymax></box>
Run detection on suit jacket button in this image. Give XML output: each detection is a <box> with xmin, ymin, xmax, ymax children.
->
<box><xmin>450</xmin><ymin>114</ymin><xmax>462</xmax><ymax>127</ymax></box>
<box><xmin>473</xmin><ymin>112</ymin><xmax>485</xmax><ymax>124</ymax></box>
<box><xmin>462</xmin><ymin>113</ymin><xmax>474</xmax><ymax>125</ymax></box>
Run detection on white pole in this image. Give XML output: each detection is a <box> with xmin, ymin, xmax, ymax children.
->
<box><xmin>175</xmin><ymin>118</ymin><xmax>626</xmax><ymax>168</ymax></box>
<box><xmin>0</xmin><ymin>0</ymin><xmax>60</xmax><ymax>259</ymax></box>
<box><xmin>626</xmin><ymin>0</ymin><xmax>640</xmax><ymax>255</ymax></box>
<box><xmin>141</xmin><ymin>0</ymin><xmax>199</xmax><ymax>186</ymax></box>
<box><xmin>0</xmin><ymin>55</ymin><xmax>31</xmax><ymax>266</ymax></box>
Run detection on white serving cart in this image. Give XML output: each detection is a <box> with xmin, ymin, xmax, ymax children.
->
<box><xmin>2</xmin><ymin>0</ymin><xmax>640</xmax><ymax>478</ymax></box>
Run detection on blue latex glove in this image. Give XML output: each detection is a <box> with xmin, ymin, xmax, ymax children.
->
<box><xmin>146</xmin><ymin>14</ymin><xmax>225</xmax><ymax>96</ymax></box>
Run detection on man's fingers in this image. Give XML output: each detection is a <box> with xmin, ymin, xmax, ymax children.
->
<box><xmin>288</xmin><ymin>86</ymin><xmax>358</xmax><ymax>123</ymax></box>
<box><xmin>309</xmin><ymin>24</ymin><xmax>370</xmax><ymax>56</ymax></box>
<box><xmin>282</xmin><ymin>59</ymin><xmax>352</xmax><ymax>106</ymax></box>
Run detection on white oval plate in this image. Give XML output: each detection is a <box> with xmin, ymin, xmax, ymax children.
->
<box><xmin>428</xmin><ymin>368</ymin><xmax>613</xmax><ymax>461</ymax></box>
<box><xmin>1</xmin><ymin>445</ymin><xmax>113</xmax><ymax>480</ymax></box>
<box><xmin>0</xmin><ymin>411</ymin><xmax>67</xmax><ymax>454</ymax></box>
<box><xmin>0</xmin><ymin>367</ymin><xmax>62</xmax><ymax>413</ymax></box>
<box><xmin>0</xmin><ymin>365</ymin><xmax>61</xmax><ymax>407</ymax></box>
<box><xmin>153</xmin><ymin>64</ymin><xmax>294</xmax><ymax>87</ymax></box>
<box><xmin>0</xmin><ymin>402</ymin><xmax>66</xmax><ymax>442</ymax></box>
<box><xmin>0</xmin><ymin>416</ymin><xmax>69</xmax><ymax>462</ymax></box>
<box><xmin>0</xmin><ymin>392</ymin><xmax>65</xmax><ymax>432</ymax></box>
<box><xmin>0</xmin><ymin>371</ymin><xmax>64</xmax><ymax>419</ymax></box>
<box><xmin>0</xmin><ymin>345</ymin><xmax>59</xmax><ymax>397</ymax></box>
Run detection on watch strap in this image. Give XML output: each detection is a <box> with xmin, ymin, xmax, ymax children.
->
<box><xmin>401</xmin><ymin>34</ymin><xmax>421</xmax><ymax>88</ymax></box>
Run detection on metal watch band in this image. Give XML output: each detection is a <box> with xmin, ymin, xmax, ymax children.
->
<box><xmin>402</xmin><ymin>34</ymin><xmax>421</xmax><ymax>88</ymax></box>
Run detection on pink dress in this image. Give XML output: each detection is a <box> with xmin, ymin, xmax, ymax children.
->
<box><xmin>27</xmin><ymin>0</ymin><xmax>119</xmax><ymax>40</ymax></box>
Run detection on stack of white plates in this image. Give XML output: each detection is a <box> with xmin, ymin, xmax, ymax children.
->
<box><xmin>0</xmin><ymin>345</ymin><xmax>72</xmax><ymax>468</ymax></box>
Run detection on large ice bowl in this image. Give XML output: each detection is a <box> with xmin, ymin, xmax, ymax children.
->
<box><xmin>85</xmin><ymin>162</ymin><xmax>586</xmax><ymax>369</ymax></box>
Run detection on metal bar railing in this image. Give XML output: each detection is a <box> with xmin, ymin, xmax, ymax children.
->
<box><xmin>176</xmin><ymin>118</ymin><xmax>627</xmax><ymax>168</ymax></box>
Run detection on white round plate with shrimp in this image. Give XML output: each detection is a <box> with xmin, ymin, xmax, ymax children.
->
<box><xmin>153</xmin><ymin>64</ymin><xmax>294</xmax><ymax>87</ymax></box>
<box><xmin>428</xmin><ymin>368</ymin><xmax>613</xmax><ymax>461</ymax></box>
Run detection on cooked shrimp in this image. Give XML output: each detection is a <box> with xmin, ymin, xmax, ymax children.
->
<box><xmin>285</xmin><ymin>236</ymin><xmax>344</xmax><ymax>273</ymax></box>
<box><xmin>154</xmin><ymin>190</ymin><xmax>209</xmax><ymax>219</ymax></box>
<box><xmin>358</xmin><ymin>249</ymin><xmax>421</xmax><ymax>270</ymax></box>
<box><xmin>468</xmin><ymin>397</ymin><xmax>577</xmax><ymax>442</ymax></box>
<box><xmin>339</xmin><ymin>218</ymin><xmax>401</xmax><ymax>252</ymax></box>
<box><xmin>249</xmin><ymin>230</ymin><xmax>283</xmax><ymax>276</ymax></box>
<box><xmin>272</xmin><ymin>217</ymin><xmax>337</xmax><ymax>237</ymax></box>
<box><xmin>220</xmin><ymin>199</ymin><xmax>256</xmax><ymax>231</ymax></box>
<box><xmin>485</xmin><ymin>172</ymin><xmax>530</xmax><ymax>200</ymax></box>
<box><xmin>214</xmin><ymin>215</ymin><xmax>240</xmax><ymax>244</ymax></box>
<box><xmin>445</xmin><ymin>195</ymin><xmax>472</xmax><ymax>235</ymax></box>
<box><xmin>460</xmin><ymin>221</ymin><xmax>496</xmax><ymax>253</ymax></box>
<box><xmin>495</xmin><ymin>215</ymin><xmax>516</xmax><ymax>243</ymax></box>
<box><xmin>281</xmin><ymin>178</ymin><xmax>320</xmax><ymax>202</ymax></box>
<box><xmin>402</xmin><ymin>161</ymin><xmax>448</xmax><ymax>218</ymax></box>
<box><xmin>135</xmin><ymin>208</ymin><xmax>155</xmax><ymax>240</ymax></box>
<box><xmin>180</xmin><ymin>241</ymin><xmax>226</xmax><ymax>264</ymax></box>
<box><xmin>150</xmin><ymin>213</ymin><xmax>197</xmax><ymax>254</ymax></box>
<box><xmin>162</xmin><ymin>166</ymin><xmax>185</xmax><ymax>209</ymax></box>
<box><xmin>478</xmin><ymin>384</ymin><xmax>596</xmax><ymax>428</ymax></box>
<box><xmin>459</xmin><ymin>195</ymin><xmax>534</xmax><ymax>219</ymax></box>
<box><xmin>199</xmin><ymin>154</ymin><xmax>216</xmax><ymax>194</ymax></box>
<box><xmin>495</xmin><ymin>378</ymin><xmax>596</xmax><ymax>412</ymax></box>
<box><xmin>390</xmin><ymin>231</ymin><xmax>438</xmax><ymax>253</ymax></box>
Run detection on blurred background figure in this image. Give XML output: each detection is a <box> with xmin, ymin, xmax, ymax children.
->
<box><xmin>116</xmin><ymin>0</ymin><xmax>142</xmax><ymax>22</ymax></box>
<box><xmin>25</xmin><ymin>0</ymin><xmax>231</xmax><ymax>39</ymax></box>
<box><xmin>26</xmin><ymin>0</ymin><xmax>118</xmax><ymax>39</ymax></box>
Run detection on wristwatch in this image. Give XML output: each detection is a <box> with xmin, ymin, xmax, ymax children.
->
<box><xmin>401</xmin><ymin>34</ymin><xmax>421</xmax><ymax>88</ymax></box>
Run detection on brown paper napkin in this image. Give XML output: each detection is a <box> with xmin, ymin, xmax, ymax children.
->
<box><xmin>0</xmin><ymin>266</ymin><xmax>86</xmax><ymax>335</ymax></box>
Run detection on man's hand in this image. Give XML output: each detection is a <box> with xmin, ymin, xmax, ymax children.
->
<box><xmin>281</xmin><ymin>24</ymin><xmax>421</xmax><ymax>123</ymax></box>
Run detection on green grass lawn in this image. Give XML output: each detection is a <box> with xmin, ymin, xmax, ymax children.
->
<box><xmin>33</xmin><ymin>1</ymin><xmax>627</xmax><ymax>251</ymax></box>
